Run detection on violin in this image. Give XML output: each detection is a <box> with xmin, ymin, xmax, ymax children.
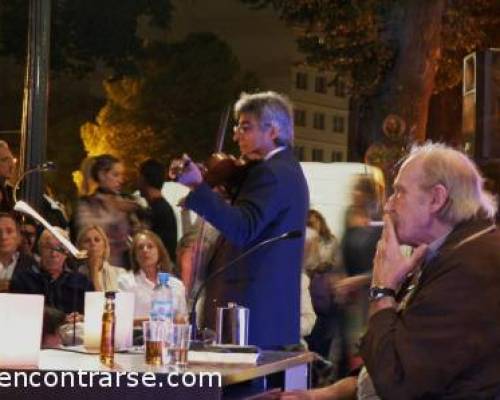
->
<box><xmin>169</xmin><ymin>152</ymin><xmax>260</xmax><ymax>196</ymax></box>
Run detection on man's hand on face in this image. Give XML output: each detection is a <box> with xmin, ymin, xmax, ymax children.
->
<box><xmin>372</xmin><ymin>214</ymin><xmax>428</xmax><ymax>290</ymax></box>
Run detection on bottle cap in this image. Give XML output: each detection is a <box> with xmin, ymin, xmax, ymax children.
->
<box><xmin>104</xmin><ymin>291</ymin><xmax>116</xmax><ymax>299</ymax></box>
<box><xmin>158</xmin><ymin>272</ymin><xmax>170</xmax><ymax>285</ymax></box>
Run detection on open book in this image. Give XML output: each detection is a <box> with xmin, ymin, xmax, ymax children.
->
<box><xmin>14</xmin><ymin>200</ymin><xmax>87</xmax><ymax>259</ymax></box>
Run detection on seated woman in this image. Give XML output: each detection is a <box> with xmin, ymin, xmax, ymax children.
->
<box><xmin>118</xmin><ymin>230</ymin><xmax>187</xmax><ymax>320</ymax></box>
<box><xmin>10</xmin><ymin>227</ymin><xmax>94</xmax><ymax>315</ymax></box>
<box><xmin>77</xmin><ymin>225</ymin><xmax>123</xmax><ymax>292</ymax></box>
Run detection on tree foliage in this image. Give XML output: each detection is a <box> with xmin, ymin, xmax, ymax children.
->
<box><xmin>0</xmin><ymin>0</ymin><xmax>173</xmax><ymax>76</ymax></box>
<box><xmin>80</xmin><ymin>32</ymin><xmax>259</xmax><ymax>182</ymax></box>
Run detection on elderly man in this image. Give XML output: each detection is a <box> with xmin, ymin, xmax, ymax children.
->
<box><xmin>10</xmin><ymin>228</ymin><xmax>93</xmax><ymax>314</ymax></box>
<box><xmin>171</xmin><ymin>91</ymin><xmax>309</xmax><ymax>349</ymax></box>
<box><xmin>279</xmin><ymin>143</ymin><xmax>500</xmax><ymax>399</ymax></box>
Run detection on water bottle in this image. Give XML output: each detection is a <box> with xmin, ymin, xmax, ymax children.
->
<box><xmin>150</xmin><ymin>272</ymin><xmax>173</xmax><ymax>322</ymax></box>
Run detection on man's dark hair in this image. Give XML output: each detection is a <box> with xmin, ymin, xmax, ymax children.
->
<box><xmin>139</xmin><ymin>159</ymin><xmax>165</xmax><ymax>190</ymax></box>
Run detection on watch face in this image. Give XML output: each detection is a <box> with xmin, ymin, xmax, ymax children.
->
<box><xmin>369</xmin><ymin>287</ymin><xmax>395</xmax><ymax>301</ymax></box>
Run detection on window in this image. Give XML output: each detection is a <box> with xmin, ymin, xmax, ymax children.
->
<box><xmin>313</xmin><ymin>113</ymin><xmax>325</xmax><ymax>130</ymax></box>
<box><xmin>312</xmin><ymin>149</ymin><xmax>324</xmax><ymax>162</ymax></box>
<box><xmin>315</xmin><ymin>76</ymin><xmax>327</xmax><ymax>93</ymax></box>
<box><xmin>294</xmin><ymin>109</ymin><xmax>307</xmax><ymax>127</ymax></box>
<box><xmin>296</xmin><ymin>72</ymin><xmax>308</xmax><ymax>90</ymax></box>
<box><xmin>334</xmin><ymin>80</ymin><xmax>346</xmax><ymax>98</ymax></box>
<box><xmin>331</xmin><ymin>151</ymin><xmax>343</xmax><ymax>162</ymax></box>
<box><xmin>294</xmin><ymin>146</ymin><xmax>305</xmax><ymax>161</ymax></box>
<box><xmin>332</xmin><ymin>116</ymin><xmax>345</xmax><ymax>133</ymax></box>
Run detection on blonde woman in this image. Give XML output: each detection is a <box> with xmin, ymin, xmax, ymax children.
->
<box><xmin>77</xmin><ymin>225</ymin><xmax>123</xmax><ymax>292</ymax></box>
<box><xmin>118</xmin><ymin>230</ymin><xmax>187</xmax><ymax>319</ymax></box>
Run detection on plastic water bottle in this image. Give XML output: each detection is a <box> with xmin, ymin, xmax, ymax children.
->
<box><xmin>150</xmin><ymin>272</ymin><xmax>173</xmax><ymax>322</ymax></box>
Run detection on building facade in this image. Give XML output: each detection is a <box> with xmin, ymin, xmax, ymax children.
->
<box><xmin>290</xmin><ymin>65</ymin><xmax>350</xmax><ymax>162</ymax></box>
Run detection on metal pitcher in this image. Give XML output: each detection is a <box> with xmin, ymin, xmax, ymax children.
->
<box><xmin>216</xmin><ymin>302</ymin><xmax>249</xmax><ymax>346</ymax></box>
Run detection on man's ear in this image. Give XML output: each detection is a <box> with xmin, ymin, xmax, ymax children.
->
<box><xmin>268</xmin><ymin>125</ymin><xmax>279</xmax><ymax>142</ymax></box>
<box><xmin>429</xmin><ymin>183</ymin><xmax>449</xmax><ymax>214</ymax></box>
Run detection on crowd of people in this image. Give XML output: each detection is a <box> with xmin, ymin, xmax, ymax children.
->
<box><xmin>1</xmin><ymin>90</ymin><xmax>500</xmax><ymax>398</ymax></box>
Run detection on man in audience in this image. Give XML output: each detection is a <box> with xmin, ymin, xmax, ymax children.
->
<box><xmin>10</xmin><ymin>227</ymin><xmax>93</xmax><ymax>315</ymax></box>
<box><xmin>0</xmin><ymin>213</ymin><xmax>37</xmax><ymax>291</ymax></box>
<box><xmin>0</xmin><ymin>141</ymin><xmax>15</xmax><ymax>212</ymax></box>
<box><xmin>278</xmin><ymin>143</ymin><xmax>500</xmax><ymax>399</ymax></box>
<box><xmin>138</xmin><ymin>158</ymin><xmax>177</xmax><ymax>261</ymax></box>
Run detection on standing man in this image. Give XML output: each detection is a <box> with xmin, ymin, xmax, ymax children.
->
<box><xmin>0</xmin><ymin>141</ymin><xmax>15</xmax><ymax>212</ymax></box>
<box><xmin>171</xmin><ymin>91</ymin><xmax>309</xmax><ymax>349</ymax></box>
<box><xmin>138</xmin><ymin>158</ymin><xmax>177</xmax><ymax>261</ymax></box>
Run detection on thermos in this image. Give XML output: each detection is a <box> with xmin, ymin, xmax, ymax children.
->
<box><xmin>216</xmin><ymin>302</ymin><xmax>249</xmax><ymax>346</ymax></box>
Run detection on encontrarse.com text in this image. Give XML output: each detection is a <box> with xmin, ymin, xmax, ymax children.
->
<box><xmin>0</xmin><ymin>370</ymin><xmax>222</xmax><ymax>389</ymax></box>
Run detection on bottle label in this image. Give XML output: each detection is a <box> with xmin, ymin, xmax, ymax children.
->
<box><xmin>150</xmin><ymin>300</ymin><xmax>173</xmax><ymax>321</ymax></box>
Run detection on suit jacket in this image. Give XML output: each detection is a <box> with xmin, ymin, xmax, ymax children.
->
<box><xmin>360</xmin><ymin>218</ymin><xmax>500</xmax><ymax>399</ymax></box>
<box><xmin>185</xmin><ymin>148</ymin><xmax>309</xmax><ymax>348</ymax></box>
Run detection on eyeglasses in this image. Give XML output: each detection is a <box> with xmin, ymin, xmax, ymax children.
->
<box><xmin>233</xmin><ymin>123</ymin><xmax>255</xmax><ymax>135</ymax></box>
<box><xmin>41</xmin><ymin>245</ymin><xmax>67</xmax><ymax>254</ymax></box>
<box><xmin>233</xmin><ymin>122</ymin><xmax>271</xmax><ymax>135</ymax></box>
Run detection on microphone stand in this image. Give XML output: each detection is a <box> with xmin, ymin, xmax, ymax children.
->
<box><xmin>189</xmin><ymin>230</ymin><xmax>302</xmax><ymax>341</ymax></box>
<box><xmin>13</xmin><ymin>161</ymin><xmax>56</xmax><ymax>203</ymax></box>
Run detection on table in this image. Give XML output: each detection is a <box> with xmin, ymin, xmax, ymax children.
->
<box><xmin>0</xmin><ymin>349</ymin><xmax>314</xmax><ymax>399</ymax></box>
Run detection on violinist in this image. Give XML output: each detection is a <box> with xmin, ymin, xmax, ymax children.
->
<box><xmin>170</xmin><ymin>91</ymin><xmax>309</xmax><ymax>349</ymax></box>
<box><xmin>73</xmin><ymin>154</ymin><xmax>141</xmax><ymax>269</ymax></box>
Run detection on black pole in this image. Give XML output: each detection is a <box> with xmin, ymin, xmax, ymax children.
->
<box><xmin>19</xmin><ymin>0</ymin><xmax>51</xmax><ymax>210</ymax></box>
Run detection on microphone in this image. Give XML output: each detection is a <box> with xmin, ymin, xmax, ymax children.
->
<box><xmin>189</xmin><ymin>229</ymin><xmax>303</xmax><ymax>340</ymax></box>
<box><xmin>13</xmin><ymin>161</ymin><xmax>57</xmax><ymax>203</ymax></box>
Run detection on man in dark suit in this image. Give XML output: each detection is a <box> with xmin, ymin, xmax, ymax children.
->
<box><xmin>171</xmin><ymin>91</ymin><xmax>309</xmax><ymax>349</ymax></box>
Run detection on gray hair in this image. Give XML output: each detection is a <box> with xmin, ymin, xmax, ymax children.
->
<box><xmin>234</xmin><ymin>91</ymin><xmax>294</xmax><ymax>147</ymax></box>
<box><xmin>403</xmin><ymin>143</ymin><xmax>497</xmax><ymax>224</ymax></box>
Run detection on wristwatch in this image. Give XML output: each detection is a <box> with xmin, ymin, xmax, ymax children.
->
<box><xmin>369</xmin><ymin>286</ymin><xmax>396</xmax><ymax>302</ymax></box>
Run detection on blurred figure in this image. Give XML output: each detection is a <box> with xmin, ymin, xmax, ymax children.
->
<box><xmin>138</xmin><ymin>158</ymin><xmax>177</xmax><ymax>261</ymax></box>
<box><xmin>0</xmin><ymin>213</ymin><xmax>38</xmax><ymax>291</ymax></box>
<box><xmin>0</xmin><ymin>141</ymin><xmax>15</xmax><ymax>212</ymax></box>
<box><xmin>118</xmin><ymin>230</ymin><xmax>187</xmax><ymax>319</ymax></box>
<box><xmin>10</xmin><ymin>227</ymin><xmax>94</xmax><ymax>315</ymax></box>
<box><xmin>41</xmin><ymin>306</ymin><xmax>66</xmax><ymax>348</ymax></box>
<box><xmin>307</xmin><ymin>209</ymin><xmax>339</xmax><ymax>265</ymax></box>
<box><xmin>304</xmin><ymin>227</ymin><xmax>348</xmax><ymax>384</ymax></box>
<box><xmin>77</xmin><ymin>225</ymin><xmax>123</xmax><ymax>292</ymax></box>
<box><xmin>337</xmin><ymin>174</ymin><xmax>385</xmax><ymax>366</ymax></box>
<box><xmin>74</xmin><ymin>154</ymin><xmax>140</xmax><ymax>268</ymax></box>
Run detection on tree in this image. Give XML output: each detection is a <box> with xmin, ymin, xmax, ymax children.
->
<box><xmin>242</xmin><ymin>0</ymin><xmax>499</xmax><ymax>158</ymax></box>
<box><xmin>0</xmin><ymin>0</ymin><xmax>173</xmax><ymax>76</ymax></box>
<box><xmin>80</xmin><ymin>32</ymin><xmax>259</xmax><ymax>184</ymax></box>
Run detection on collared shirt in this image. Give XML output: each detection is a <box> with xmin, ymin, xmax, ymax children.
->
<box><xmin>264</xmin><ymin>146</ymin><xmax>286</xmax><ymax>161</ymax></box>
<box><xmin>0</xmin><ymin>251</ymin><xmax>19</xmax><ymax>280</ymax></box>
<box><xmin>117</xmin><ymin>270</ymin><xmax>187</xmax><ymax>318</ymax></box>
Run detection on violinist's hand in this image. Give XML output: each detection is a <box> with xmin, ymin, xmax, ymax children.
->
<box><xmin>168</xmin><ymin>154</ymin><xmax>203</xmax><ymax>189</ymax></box>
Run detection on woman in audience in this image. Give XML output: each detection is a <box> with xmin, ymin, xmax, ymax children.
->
<box><xmin>77</xmin><ymin>225</ymin><xmax>123</xmax><ymax>292</ymax></box>
<box><xmin>74</xmin><ymin>154</ymin><xmax>141</xmax><ymax>268</ymax></box>
<box><xmin>118</xmin><ymin>230</ymin><xmax>187</xmax><ymax>319</ymax></box>
<box><xmin>307</xmin><ymin>209</ymin><xmax>339</xmax><ymax>265</ymax></box>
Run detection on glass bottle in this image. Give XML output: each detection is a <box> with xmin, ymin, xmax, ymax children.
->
<box><xmin>100</xmin><ymin>291</ymin><xmax>116</xmax><ymax>367</ymax></box>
